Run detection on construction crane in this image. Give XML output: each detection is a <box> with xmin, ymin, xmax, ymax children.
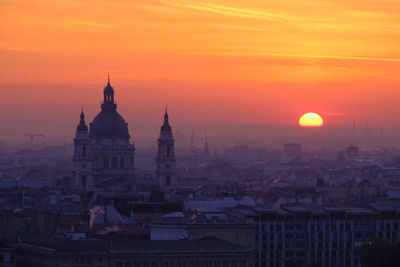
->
<box><xmin>24</xmin><ymin>134</ymin><xmax>45</xmax><ymax>150</ymax></box>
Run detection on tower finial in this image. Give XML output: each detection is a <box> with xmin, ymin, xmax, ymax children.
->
<box><xmin>161</xmin><ymin>106</ymin><xmax>171</xmax><ymax>131</ymax></box>
<box><xmin>165</xmin><ymin>105</ymin><xmax>168</xmax><ymax>115</ymax></box>
<box><xmin>80</xmin><ymin>105</ymin><xmax>85</xmax><ymax>119</ymax></box>
<box><xmin>107</xmin><ymin>72</ymin><xmax>110</xmax><ymax>84</ymax></box>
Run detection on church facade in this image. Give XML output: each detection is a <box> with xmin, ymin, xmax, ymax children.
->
<box><xmin>72</xmin><ymin>78</ymin><xmax>175</xmax><ymax>193</ymax></box>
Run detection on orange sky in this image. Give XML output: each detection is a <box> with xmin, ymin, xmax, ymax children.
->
<box><xmin>1</xmin><ymin>0</ymin><xmax>400</xmax><ymax>139</ymax></box>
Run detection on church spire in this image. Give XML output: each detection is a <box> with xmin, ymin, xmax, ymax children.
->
<box><xmin>156</xmin><ymin>107</ymin><xmax>176</xmax><ymax>188</ymax></box>
<box><xmin>161</xmin><ymin>106</ymin><xmax>171</xmax><ymax>132</ymax></box>
<box><xmin>77</xmin><ymin>107</ymin><xmax>88</xmax><ymax>132</ymax></box>
<box><xmin>204</xmin><ymin>136</ymin><xmax>210</xmax><ymax>155</ymax></box>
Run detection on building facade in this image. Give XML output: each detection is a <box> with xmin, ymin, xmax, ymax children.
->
<box><xmin>72</xmin><ymin>79</ymin><xmax>135</xmax><ymax>193</ymax></box>
<box><xmin>236</xmin><ymin>202</ymin><xmax>400</xmax><ymax>267</ymax></box>
<box><xmin>14</xmin><ymin>238</ymin><xmax>254</xmax><ymax>267</ymax></box>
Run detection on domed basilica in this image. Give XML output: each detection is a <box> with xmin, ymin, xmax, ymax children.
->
<box><xmin>72</xmin><ymin>78</ymin><xmax>176</xmax><ymax>194</ymax></box>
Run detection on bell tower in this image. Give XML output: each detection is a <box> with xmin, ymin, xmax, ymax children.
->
<box><xmin>156</xmin><ymin>108</ymin><xmax>176</xmax><ymax>188</ymax></box>
<box><xmin>72</xmin><ymin>108</ymin><xmax>93</xmax><ymax>192</ymax></box>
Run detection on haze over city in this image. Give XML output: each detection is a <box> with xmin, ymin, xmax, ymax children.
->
<box><xmin>1</xmin><ymin>0</ymin><xmax>400</xmax><ymax>146</ymax></box>
<box><xmin>1</xmin><ymin>1</ymin><xmax>400</xmax><ymax>267</ymax></box>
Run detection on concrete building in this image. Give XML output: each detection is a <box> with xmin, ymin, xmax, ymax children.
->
<box><xmin>150</xmin><ymin>209</ymin><xmax>255</xmax><ymax>247</ymax></box>
<box><xmin>234</xmin><ymin>201</ymin><xmax>400</xmax><ymax>267</ymax></box>
<box><xmin>13</xmin><ymin>238</ymin><xmax>254</xmax><ymax>267</ymax></box>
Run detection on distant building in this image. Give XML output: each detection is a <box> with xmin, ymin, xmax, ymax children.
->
<box><xmin>283</xmin><ymin>143</ymin><xmax>302</xmax><ymax>161</ymax></box>
<box><xmin>224</xmin><ymin>145</ymin><xmax>267</xmax><ymax>163</ymax></box>
<box><xmin>184</xmin><ymin>196</ymin><xmax>256</xmax><ymax>210</ymax></box>
<box><xmin>345</xmin><ymin>145</ymin><xmax>359</xmax><ymax>160</ymax></box>
<box><xmin>204</xmin><ymin>137</ymin><xmax>210</xmax><ymax>156</ymax></box>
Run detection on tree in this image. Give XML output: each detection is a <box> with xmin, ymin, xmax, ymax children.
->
<box><xmin>361</xmin><ymin>240</ymin><xmax>400</xmax><ymax>267</ymax></box>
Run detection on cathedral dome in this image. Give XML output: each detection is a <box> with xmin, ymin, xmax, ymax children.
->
<box><xmin>89</xmin><ymin>109</ymin><xmax>130</xmax><ymax>140</ymax></box>
<box><xmin>89</xmin><ymin>79</ymin><xmax>130</xmax><ymax>140</ymax></box>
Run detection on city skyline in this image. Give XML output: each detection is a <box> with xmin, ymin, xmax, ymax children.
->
<box><xmin>2</xmin><ymin>2</ymin><xmax>400</xmax><ymax>266</ymax></box>
<box><xmin>1</xmin><ymin>0</ymin><xmax>400</xmax><ymax>137</ymax></box>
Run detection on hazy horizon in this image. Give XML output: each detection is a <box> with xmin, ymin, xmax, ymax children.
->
<box><xmin>2</xmin><ymin>0</ymin><xmax>400</xmax><ymax>141</ymax></box>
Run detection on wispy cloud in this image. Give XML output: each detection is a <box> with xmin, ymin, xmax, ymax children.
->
<box><xmin>215</xmin><ymin>52</ymin><xmax>400</xmax><ymax>63</ymax></box>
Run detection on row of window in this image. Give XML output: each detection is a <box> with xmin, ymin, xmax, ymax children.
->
<box><xmin>262</xmin><ymin>259</ymin><xmax>360</xmax><ymax>267</ymax></box>
<box><xmin>93</xmin><ymin>156</ymin><xmax>132</xmax><ymax>169</ymax></box>
<box><xmin>115</xmin><ymin>261</ymin><xmax>247</xmax><ymax>267</ymax></box>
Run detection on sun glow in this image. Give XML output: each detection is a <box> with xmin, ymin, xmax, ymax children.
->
<box><xmin>299</xmin><ymin>112</ymin><xmax>324</xmax><ymax>127</ymax></box>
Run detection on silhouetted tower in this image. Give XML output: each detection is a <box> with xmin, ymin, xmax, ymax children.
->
<box><xmin>72</xmin><ymin>108</ymin><xmax>93</xmax><ymax>192</ymax></box>
<box><xmin>204</xmin><ymin>136</ymin><xmax>210</xmax><ymax>156</ymax></box>
<box><xmin>190</xmin><ymin>130</ymin><xmax>196</xmax><ymax>152</ymax></box>
<box><xmin>364</xmin><ymin>121</ymin><xmax>370</xmax><ymax>136</ymax></box>
<box><xmin>156</xmin><ymin>108</ymin><xmax>176</xmax><ymax>188</ymax></box>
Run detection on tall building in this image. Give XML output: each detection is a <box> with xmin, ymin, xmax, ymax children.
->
<box><xmin>204</xmin><ymin>136</ymin><xmax>210</xmax><ymax>156</ymax></box>
<box><xmin>156</xmin><ymin>109</ymin><xmax>176</xmax><ymax>188</ymax></box>
<box><xmin>89</xmin><ymin>78</ymin><xmax>135</xmax><ymax>186</ymax></box>
<box><xmin>190</xmin><ymin>130</ymin><xmax>196</xmax><ymax>152</ymax></box>
<box><xmin>236</xmin><ymin>201</ymin><xmax>400</xmax><ymax>267</ymax></box>
<box><xmin>72</xmin><ymin>78</ymin><xmax>135</xmax><ymax>193</ymax></box>
<box><xmin>72</xmin><ymin>109</ymin><xmax>93</xmax><ymax>192</ymax></box>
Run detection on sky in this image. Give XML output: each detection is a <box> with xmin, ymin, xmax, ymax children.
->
<box><xmin>1</xmin><ymin>0</ymin><xmax>400</xmax><ymax>142</ymax></box>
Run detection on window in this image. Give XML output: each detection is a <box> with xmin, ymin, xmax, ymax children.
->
<box><xmin>103</xmin><ymin>156</ymin><xmax>109</xmax><ymax>169</ymax></box>
<box><xmin>82</xmin><ymin>144</ymin><xmax>87</xmax><ymax>157</ymax></box>
<box><xmin>81</xmin><ymin>176</ymin><xmax>87</xmax><ymax>189</ymax></box>
<box><xmin>120</xmin><ymin>157</ymin><xmax>125</xmax><ymax>169</ymax></box>
<box><xmin>166</xmin><ymin>176</ymin><xmax>171</xmax><ymax>186</ymax></box>
<box><xmin>112</xmin><ymin>157</ymin><xmax>117</xmax><ymax>169</ymax></box>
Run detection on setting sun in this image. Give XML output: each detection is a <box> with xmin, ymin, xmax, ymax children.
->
<box><xmin>299</xmin><ymin>112</ymin><xmax>324</xmax><ymax>127</ymax></box>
